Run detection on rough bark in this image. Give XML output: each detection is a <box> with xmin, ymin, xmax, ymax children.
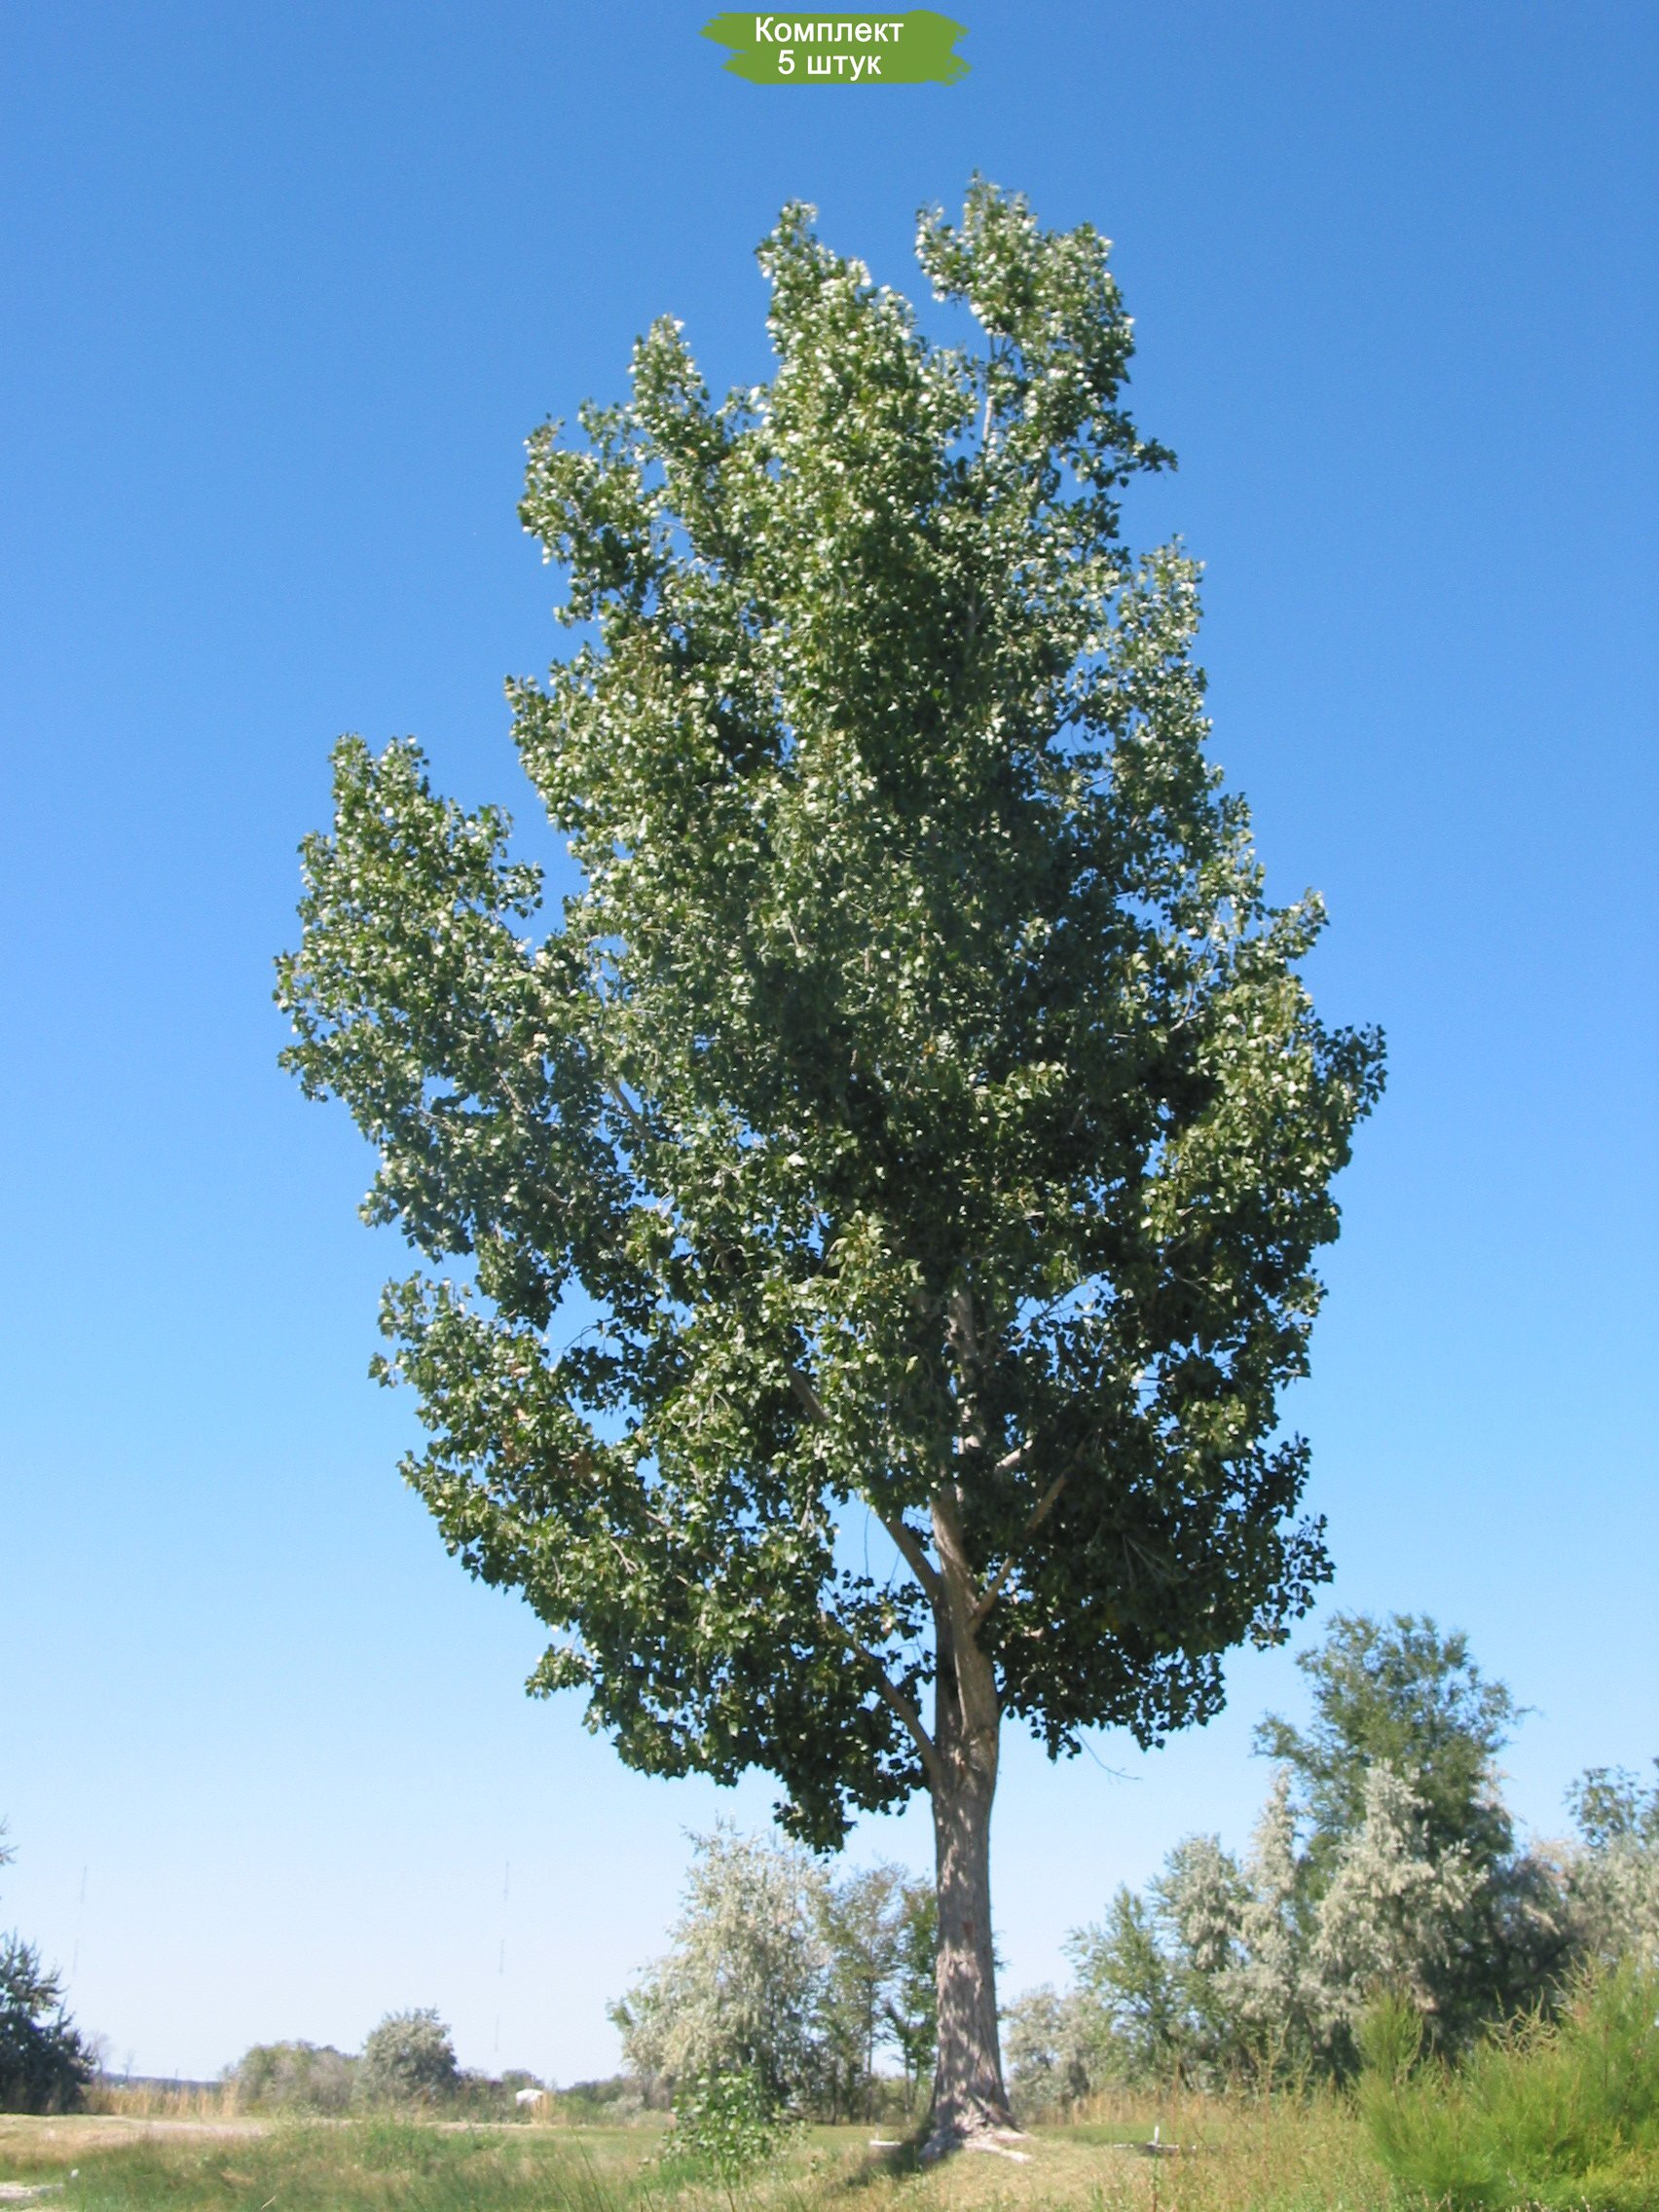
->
<box><xmin>922</xmin><ymin>1492</ymin><xmax>1019</xmax><ymax>2157</ymax></box>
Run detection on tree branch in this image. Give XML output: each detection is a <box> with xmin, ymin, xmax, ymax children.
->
<box><xmin>786</xmin><ymin>1365</ymin><xmax>827</xmax><ymax>1423</ymax></box>
<box><xmin>820</xmin><ymin>1603</ymin><xmax>942</xmax><ymax>1791</ymax></box>
<box><xmin>786</xmin><ymin>1364</ymin><xmax>944</xmax><ymax>1604</ymax></box>
<box><xmin>879</xmin><ymin>1512</ymin><xmax>944</xmax><ymax>1605</ymax></box>
<box><xmin>969</xmin><ymin>1473</ymin><xmax>1069</xmax><ymax>1631</ymax></box>
<box><xmin>869</xmin><ymin>1664</ymin><xmax>943</xmax><ymax>1793</ymax></box>
<box><xmin>602</xmin><ymin>1074</ymin><xmax>650</xmax><ymax>1150</ymax></box>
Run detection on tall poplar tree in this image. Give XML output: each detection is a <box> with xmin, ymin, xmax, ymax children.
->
<box><xmin>277</xmin><ymin>182</ymin><xmax>1382</xmax><ymax>2152</ymax></box>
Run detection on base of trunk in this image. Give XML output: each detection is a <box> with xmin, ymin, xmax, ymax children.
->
<box><xmin>919</xmin><ymin>2101</ymin><xmax>1026</xmax><ymax>2164</ymax></box>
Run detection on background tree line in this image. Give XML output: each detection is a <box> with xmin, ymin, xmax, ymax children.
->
<box><xmin>223</xmin><ymin>1850</ymin><xmax>940</xmax><ymax>2130</ymax></box>
<box><xmin>13</xmin><ymin>1609</ymin><xmax>1650</xmax><ymax>2126</ymax></box>
<box><xmin>1006</xmin><ymin>1612</ymin><xmax>1659</xmax><ymax>2109</ymax></box>
<box><xmin>608</xmin><ymin>1613</ymin><xmax>1657</xmax><ymax>2127</ymax></box>
<box><xmin>224</xmin><ymin>2009</ymin><xmax>558</xmax><ymax>2117</ymax></box>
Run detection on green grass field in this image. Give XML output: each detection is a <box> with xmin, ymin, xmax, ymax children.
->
<box><xmin>0</xmin><ymin>2099</ymin><xmax>1394</xmax><ymax>2212</ymax></box>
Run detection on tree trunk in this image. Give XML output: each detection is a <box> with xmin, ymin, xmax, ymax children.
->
<box><xmin>924</xmin><ymin>1576</ymin><xmax>1017</xmax><ymax>2157</ymax></box>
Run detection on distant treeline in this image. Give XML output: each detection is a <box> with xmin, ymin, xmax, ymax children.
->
<box><xmin>608</xmin><ymin>1615</ymin><xmax>1658</xmax><ymax>2123</ymax></box>
<box><xmin>227</xmin><ymin>2011</ymin><xmax>543</xmax><ymax>2118</ymax></box>
<box><xmin>8</xmin><ymin>1612</ymin><xmax>1655</xmax><ymax>2126</ymax></box>
<box><xmin>112</xmin><ymin>2076</ymin><xmax>222</xmax><ymax>2095</ymax></box>
<box><xmin>221</xmin><ymin>2016</ymin><xmax>661</xmax><ymax>2121</ymax></box>
<box><xmin>1004</xmin><ymin>1614</ymin><xmax>1658</xmax><ymax>2108</ymax></box>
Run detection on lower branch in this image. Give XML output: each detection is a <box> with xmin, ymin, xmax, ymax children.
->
<box><xmin>821</xmin><ymin>1605</ymin><xmax>942</xmax><ymax>1791</ymax></box>
<box><xmin>969</xmin><ymin>1473</ymin><xmax>1069</xmax><ymax>1630</ymax></box>
<box><xmin>870</xmin><ymin>1667</ymin><xmax>943</xmax><ymax>1792</ymax></box>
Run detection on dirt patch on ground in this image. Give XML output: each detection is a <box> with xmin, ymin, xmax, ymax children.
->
<box><xmin>0</xmin><ymin>2115</ymin><xmax>270</xmax><ymax>2170</ymax></box>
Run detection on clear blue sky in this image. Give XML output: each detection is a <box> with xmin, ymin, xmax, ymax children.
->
<box><xmin>2</xmin><ymin>1</ymin><xmax>1654</xmax><ymax>2085</ymax></box>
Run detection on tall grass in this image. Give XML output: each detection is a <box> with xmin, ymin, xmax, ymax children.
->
<box><xmin>1360</xmin><ymin>1957</ymin><xmax>1659</xmax><ymax>2209</ymax></box>
<box><xmin>3</xmin><ymin>2101</ymin><xmax>1396</xmax><ymax>2212</ymax></box>
<box><xmin>1051</xmin><ymin>2087</ymin><xmax>1392</xmax><ymax>2211</ymax></box>
<box><xmin>81</xmin><ymin>2083</ymin><xmax>237</xmax><ymax>2121</ymax></box>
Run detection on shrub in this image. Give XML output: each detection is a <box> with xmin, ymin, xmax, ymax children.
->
<box><xmin>356</xmin><ymin>2008</ymin><xmax>460</xmax><ymax>2107</ymax></box>
<box><xmin>1029</xmin><ymin>1620</ymin><xmax>1600</xmax><ymax>2097</ymax></box>
<box><xmin>612</xmin><ymin>1828</ymin><xmax>829</xmax><ymax>2113</ymax></box>
<box><xmin>556</xmin><ymin>2073</ymin><xmax>654</xmax><ymax>2120</ymax></box>
<box><xmin>1359</xmin><ymin>1957</ymin><xmax>1659</xmax><ymax>2209</ymax></box>
<box><xmin>662</xmin><ymin>2068</ymin><xmax>793</xmax><ymax>2202</ymax></box>
<box><xmin>612</xmin><ymin>1826</ymin><xmax>931</xmax><ymax>2120</ymax></box>
<box><xmin>1003</xmin><ymin>1984</ymin><xmax>1117</xmax><ymax>2115</ymax></box>
<box><xmin>229</xmin><ymin>2039</ymin><xmax>356</xmax><ymax>2112</ymax></box>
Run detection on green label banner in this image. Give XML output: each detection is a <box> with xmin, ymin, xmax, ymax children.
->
<box><xmin>701</xmin><ymin>12</ymin><xmax>969</xmax><ymax>85</ymax></box>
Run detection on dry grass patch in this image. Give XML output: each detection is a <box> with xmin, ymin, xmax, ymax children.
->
<box><xmin>0</xmin><ymin>2102</ymin><xmax>1390</xmax><ymax>2212</ymax></box>
<box><xmin>838</xmin><ymin>2098</ymin><xmax>1387</xmax><ymax>2212</ymax></box>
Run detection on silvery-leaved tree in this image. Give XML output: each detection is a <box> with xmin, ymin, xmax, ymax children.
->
<box><xmin>276</xmin><ymin>181</ymin><xmax>1382</xmax><ymax>2153</ymax></box>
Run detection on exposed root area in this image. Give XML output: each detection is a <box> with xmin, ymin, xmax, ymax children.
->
<box><xmin>962</xmin><ymin>2131</ymin><xmax>1032</xmax><ymax>2163</ymax></box>
<box><xmin>919</xmin><ymin>2120</ymin><xmax>1031</xmax><ymax>2165</ymax></box>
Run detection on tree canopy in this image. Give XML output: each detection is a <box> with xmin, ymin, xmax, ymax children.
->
<box><xmin>277</xmin><ymin>179</ymin><xmax>1382</xmax><ymax>2144</ymax></box>
<box><xmin>357</xmin><ymin>2010</ymin><xmax>460</xmax><ymax>2108</ymax></box>
<box><xmin>1257</xmin><ymin>1612</ymin><xmax>1523</xmax><ymax>1877</ymax></box>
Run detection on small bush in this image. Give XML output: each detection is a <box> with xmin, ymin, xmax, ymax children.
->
<box><xmin>356</xmin><ymin>2008</ymin><xmax>461</xmax><ymax>2107</ymax></box>
<box><xmin>661</xmin><ymin>2069</ymin><xmax>793</xmax><ymax>2200</ymax></box>
<box><xmin>1360</xmin><ymin>1957</ymin><xmax>1659</xmax><ymax>2208</ymax></box>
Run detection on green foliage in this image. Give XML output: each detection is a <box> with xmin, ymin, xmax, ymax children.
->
<box><xmin>1068</xmin><ymin>1885</ymin><xmax>1196</xmax><ymax>2083</ymax></box>
<box><xmin>228</xmin><ymin>2040</ymin><xmax>355</xmax><ymax>2112</ymax></box>
<box><xmin>1258</xmin><ymin>1612</ymin><xmax>1567</xmax><ymax>2046</ymax></box>
<box><xmin>1053</xmin><ymin>1827</ymin><xmax>1271</xmax><ymax>2092</ymax></box>
<box><xmin>1359</xmin><ymin>1958</ymin><xmax>1659</xmax><ymax>2209</ymax></box>
<box><xmin>661</xmin><ymin>2068</ymin><xmax>793</xmax><ymax>2199</ymax></box>
<box><xmin>1561</xmin><ymin>1759</ymin><xmax>1659</xmax><ymax>1977</ymax></box>
<box><xmin>1014</xmin><ymin>1616</ymin><xmax>1589</xmax><ymax>2100</ymax></box>
<box><xmin>231</xmin><ymin>2035</ymin><xmax>558</xmax><ymax>2122</ymax></box>
<box><xmin>276</xmin><ymin>178</ymin><xmax>1381</xmax><ymax>1857</ymax></box>
<box><xmin>356</xmin><ymin>2009</ymin><xmax>460</xmax><ymax>2108</ymax></box>
<box><xmin>613</xmin><ymin>1828</ymin><xmax>829</xmax><ymax>2111</ymax></box>
<box><xmin>549</xmin><ymin>2073</ymin><xmax>655</xmax><ymax>2122</ymax></box>
<box><xmin>612</xmin><ymin>1827</ymin><xmax>932</xmax><ymax>2120</ymax></box>
<box><xmin>815</xmin><ymin>1863</ymin><xmax>933</xmax><ymax>2120</ymax></box>
<box><xmin>1001</xmin><ymin>1983</ymin><xmax>1117</xmax><ymax>2115</ymax></box>
<box><xmin>0</xmin><ymin>1825</ymin><xmax>93</xmax><ymax>2115</ymax></box>
<box><xmin>0</xmin><ymin>1932</ymin><xmax>93</xmax><ymax>2115</ymax></box>
<box><xmin>882</xmin><ymin>1881</ymin><xmax>938</xmax><ymax>2115</ymax></box>
<box><xmin>1569</xmin><ymin>1761</ymin><xmax>1659</xmax><ymax>1854</ymax></box>
<box><xmin>1354</xmin><ymin>1987</ymin><xmax>1423</xmax><ymax>2089</ymax></box>
<box><xmin>1257</xmin><ymin>1612</ymin><xmax>1520</xmax><ymax>1875</ymax></box>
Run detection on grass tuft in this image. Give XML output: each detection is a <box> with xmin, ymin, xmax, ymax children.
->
<box><xmin>1360</xmin><ymin>1956</ymin><xmax>1659</xmax><ymax>2210</ymax></box>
